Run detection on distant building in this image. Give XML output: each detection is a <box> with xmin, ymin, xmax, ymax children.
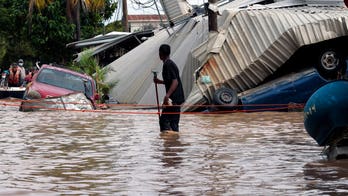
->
<box><xmin>128</xmin><ymin>15</ymin><xmax>167</xmax><ymax>32</ymax></box>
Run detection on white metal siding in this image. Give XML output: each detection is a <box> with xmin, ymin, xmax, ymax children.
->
<box><xmin>188</xmin><ymin>6</ymin><xmax>348</xmax><ymax>109</ymax></box>
<box><xmin>160</xmin><ymin>0</ymin><xmax>193</xmax><ymax>23</ymax></box>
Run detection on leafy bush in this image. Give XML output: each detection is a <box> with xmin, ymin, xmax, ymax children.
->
<box><xmin>73</xmin><ymin>49</ymin><xmax>117</xmax><ymax>103</ymax></box>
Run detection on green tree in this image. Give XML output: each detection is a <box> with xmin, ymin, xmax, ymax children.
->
<box><xmin>29</xmin><ymin>1</ymin><xmax>75</xmax><ymax>63</ymax></box>
<box><xmin>0</xmin><ymin>0</ymin><xmax>35</xmax><ymax>68</ymax></box>
<box><xmin>0</xmin><ymin>0</ymin><xmax>117</xmax><ymax>69</ymax></box>
<box><xmin>29</xmin><ymin>0</ymin><xmax>115</xmax><ymax>41</ymax></box>
<box><xmin>0</xmin><ymin>0</ymin><xmax>9</xmax><ymax>66</ymax></box>
<box><xmin>74</xmin><ymin>49</ymin><xmax>116</xmax><ymax>103</ymax></box>
<box><xmin>68</xmin><ymin>0</ymin><xmax>108</xmax><ymax>40</ymax></box>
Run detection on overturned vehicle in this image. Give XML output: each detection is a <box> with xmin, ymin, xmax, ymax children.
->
<box><xmin>184</xmin><ymin>1</ymin><xmax>348</xmax><ymax>112</ymax></box>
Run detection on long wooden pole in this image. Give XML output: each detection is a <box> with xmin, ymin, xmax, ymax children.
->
<box><xmin>153</xmin><ymin>71</ymin><xmax>161</xmax><ymax>119</ymax></box>
<box><xmin>154</xmin><ymin>82</ymin><xmax>160</xmax><ymax>119</ymax></box>
<box><xmin>122</xmin><ymin>0</ymin><xmax>129</xmax><ymax>32</ymax></box>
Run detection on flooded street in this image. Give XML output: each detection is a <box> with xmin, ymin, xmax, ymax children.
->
<box><xmin>1</xmin><ymin>102</ymin><xmax>348</xmax><ymax>195</ymax></box>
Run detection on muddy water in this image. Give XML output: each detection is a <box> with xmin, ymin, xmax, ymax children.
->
<box><xmin>1</xmin><ymin>102</ymin><xmax>348</xmax><ymax>195</ymax></box>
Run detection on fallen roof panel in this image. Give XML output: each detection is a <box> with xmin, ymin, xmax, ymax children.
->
<box><xmin>184</xmin><ymin>4</ymin><xmax>348</xmax><ymax>111</ymax></box>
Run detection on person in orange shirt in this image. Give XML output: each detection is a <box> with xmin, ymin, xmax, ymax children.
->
<box><xmin>8</xmin><ymin>63</ymin><xmax>21</xmax><ymax>87</ymax></box>
<box><xmin>24</xmin><ymin>68</ymin><xmax>35</xmax><ymax>85</ymax></box>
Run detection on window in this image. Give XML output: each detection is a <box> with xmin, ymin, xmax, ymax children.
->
<box><xmin>37</xmin><ymin>68</ymin><xmax>93</xmax><ymax>97</ymax></box>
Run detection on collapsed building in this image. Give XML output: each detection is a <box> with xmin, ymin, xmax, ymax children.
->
<box><xmin>103</xmin><ymin>0</ymin><xmax>348</xmax><ymax>111</ymax></box>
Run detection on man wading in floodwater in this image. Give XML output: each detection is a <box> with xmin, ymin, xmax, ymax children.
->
<box><xmin>154</xmin><ymin>44</ymin><xmax>185</xmax><ymax>132</ymax></box>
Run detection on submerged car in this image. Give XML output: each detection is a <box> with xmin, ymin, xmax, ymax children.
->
<box><xmin>24</xmin><ymin>64</ymin><xmax>99</xmax><ymax>104</ymax></box>
<box><xmin>20</xmin><ymin>92</ymin><xmax>95</xmax><ymax>112</ymax></box>
<box><xmin>211</xmin><ymin>66</ymin><xmax>348</xmax><ymax>112</ymax></box>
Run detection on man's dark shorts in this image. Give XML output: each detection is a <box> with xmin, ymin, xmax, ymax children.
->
<box><xmin>159</xmin><ymin>104</ymin><xmax>181</xmax><ymax>132</ymax></box>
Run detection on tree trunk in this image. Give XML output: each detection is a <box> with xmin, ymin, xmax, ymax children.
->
<box><xmin>75</xmin><ymin>0</ymin><xmax>81</xmax><ymax>40</ymax></box>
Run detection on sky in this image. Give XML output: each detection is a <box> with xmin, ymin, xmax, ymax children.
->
<box><xmin>107</xmin><ymin>0</ymin><xmax>208</xmax><ymax>22</ymax></box>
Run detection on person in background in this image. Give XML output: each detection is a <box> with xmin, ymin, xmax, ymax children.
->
<box><xmin>18</xmin><ymin>59</ymin><xmax>26</xmax><ymax>86</ymax></box>
<box><xmin>153</xmin><ymin>44</ymin><xmax>185</xmax><ymax>132</ymax></box>
<box><xmin>8</xmin><ymin>63</ymin><xmax>21</xmax><ymax>87</ymax></box>
<box><xmin>24</xmin><ymin>68</ymin><xmax>34</xmax><ymax>85</ymax></box>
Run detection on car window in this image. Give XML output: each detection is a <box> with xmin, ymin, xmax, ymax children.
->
<box><xmin>37</xmin><ymin>68</ymin><xmax>93</xmax><ymax>97</ymax></box>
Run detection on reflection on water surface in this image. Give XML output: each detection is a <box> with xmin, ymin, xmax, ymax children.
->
<box><xmin>0</xmin><ymin>105</ymin><xmax>347</xmax><ymax>195</ymax></box>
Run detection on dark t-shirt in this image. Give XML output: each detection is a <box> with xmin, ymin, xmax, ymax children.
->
<box><xmin>162</xmin><ymin>59</ymin><xmax>185</xmax><ymax>104</ymax></box>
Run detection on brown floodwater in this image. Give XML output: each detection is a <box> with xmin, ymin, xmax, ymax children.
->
<box><xmin>1</xmin><ymin>100</ymin><xmax>348</xmax><ymax>195</ymax></box>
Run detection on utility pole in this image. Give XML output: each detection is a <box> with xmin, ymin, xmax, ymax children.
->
<box><xmin>208</xmin><ymin>0</ymin><xmax>218</xmax><ymax>32</ymax></box>
<box><xmin>122</xmin><ymin>0</ymin><xmax>129</xmax><ymax>32</ymax></box>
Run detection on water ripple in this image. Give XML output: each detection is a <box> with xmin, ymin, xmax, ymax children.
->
<box><xmin>0</xmin><ymin>108</ymin><xmax>347</xmax><ymax>195</ymax></box>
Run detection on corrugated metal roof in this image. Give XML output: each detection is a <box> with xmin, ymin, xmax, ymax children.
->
<box><xmin>186</xmin><ymin>5</ymin><xmax>348</xmax><ymax>110</ymax></box>
<box><xmin>66</xmin><ymin>32</ymin><xmax>130</xmax><ymax>48</ymax></box>
<box><xmin>160</xmin><ymin>0</ymin><xmax>194</xmax><ymax>23</ymax></box>
<box><xmin>104</xmin><ymin>16</ymin><xmax>209</xmax><ymax>105</ymax></box>
<box><xmin>221</xmin><ymin>0</ymin><xmax>345</xmax><ymax>9</ymax></box>
<box><xmin>69</xmin><ymin>31</ymin><xmax>154</xmax><ymax>62</ymax></box>
<box><xmin>306</xmin><ymin>0</ymin><xmax>344</xmax><ymax>6</ymax></box>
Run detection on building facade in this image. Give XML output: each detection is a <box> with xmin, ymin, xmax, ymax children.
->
<box><xmin>128</xmin><ymin>15</ymin><xmax>167</xmax><ymax>32</ymax></box>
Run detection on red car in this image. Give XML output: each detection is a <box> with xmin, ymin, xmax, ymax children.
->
<box><xmin>24</xmin><ymin>64</ymin><xmax>99</xmax><ymax>103</ymax></box>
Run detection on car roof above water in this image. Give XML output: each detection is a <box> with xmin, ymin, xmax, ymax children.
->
<box><xmin>39</xmin><ymin>64</ymin><xmax>93</xmax><ymax>81</ymax></box>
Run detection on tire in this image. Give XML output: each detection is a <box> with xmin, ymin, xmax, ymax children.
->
<box><xmin>213</xmin><ymin>87</ymin><xmax>238</xmax><ymax>110</ymax></box>
<box><xmin>316</xmin><ymin>49</ymin><xmax>346</xmax><ymax>79</ymax></box>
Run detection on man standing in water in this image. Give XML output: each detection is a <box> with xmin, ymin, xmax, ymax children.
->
<box><xmin>154</xmin><ymin>44</ymin><xmax>185</xmax><ymax>132</ymax></box>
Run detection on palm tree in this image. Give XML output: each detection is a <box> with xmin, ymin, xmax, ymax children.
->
<box><xmin>28</xmin><ymin>0</ymin><xmax>53</xmax><ymax>32</ymax></box>
<box><xmin>28</xmin><ymin>0</ymin><xmax>106</xmax><ymax>40</ymax></box>
<box><xmin>75</xmin><ymin>49</ymin><xmax>116</xmax><ymax>104</ymax></box>
<box><xmin>28</xmin><ymin>0</ymin><xmax>53</xmax><ymax>13</ymax></box>
<box><xmin>66</xmin><ymin>0</ymin><xmax>106</xmax><ymax>40</ymax></box>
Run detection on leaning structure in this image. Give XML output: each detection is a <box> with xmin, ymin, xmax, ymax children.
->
<box><xmin>104</xmin><ymin>0</ymin><xmax>348</xmax><ymax>111</ymax></box>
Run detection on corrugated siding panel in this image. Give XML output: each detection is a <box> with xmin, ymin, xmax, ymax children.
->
<box><xmin>105</xmin><ymin>16</ymin><xmax>209</xmax><ymax>105</ymax></box>
<box><xmin>225</xmin><ymin>0</ymin><xmax>344</xmax><ymax>9</ymax></box>
<box><xmin>306</xmin><ymin>0</ymin><xmax>344</xmax><ymax>5</ymax></box>
<box><xmin>160</xmin><ymin>0</ymin><xmax>192</xmax><ymax>23</ymax></box>
<box><xmin>191</xmin><ymin>6</ymin><xmax>348</xmax><ymax>106</ymax></box>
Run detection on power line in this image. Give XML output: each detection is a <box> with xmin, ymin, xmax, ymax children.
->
<box><xmin>130</xmin><ymin>0</ymin><xmax>158</xmax><ymax>10</ymax></box>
